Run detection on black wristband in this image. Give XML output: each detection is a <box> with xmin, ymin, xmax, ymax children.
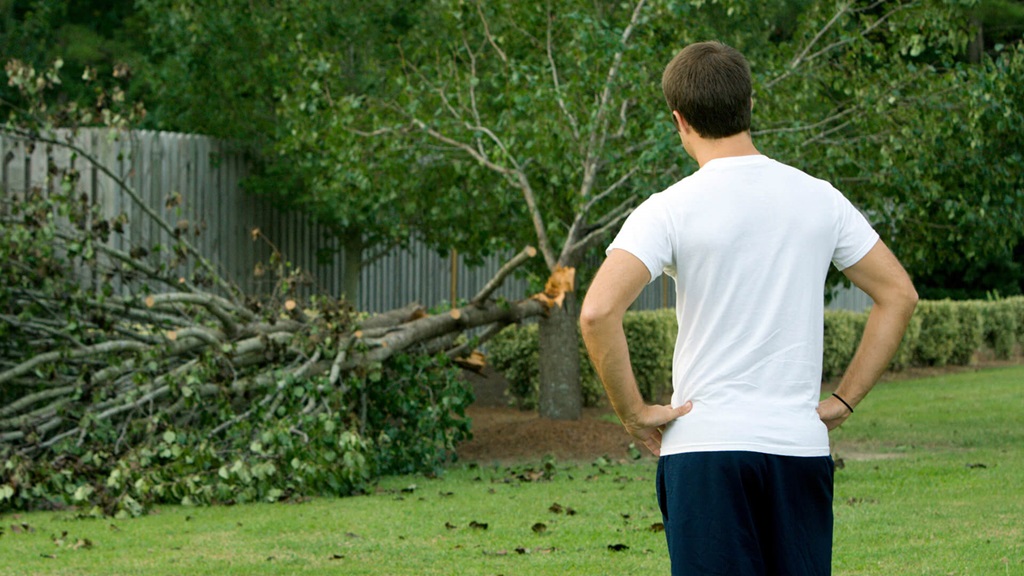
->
<box><xmin>832</xmin><ymin>393</ymin><xmax>854</xmax><ymax>414</ymax></box>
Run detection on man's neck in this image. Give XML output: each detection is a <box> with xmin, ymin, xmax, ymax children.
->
<box><xmin>687</xmin><ymin>131</ymin><xmax>760</xmax><ymax>168</ymax></box>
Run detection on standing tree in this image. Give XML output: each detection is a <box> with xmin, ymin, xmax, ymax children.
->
<box><xmin>374</xmin><ymin>0</ymin><xmax>695</xmax><ymax>419</ymax></box>
<box><xmin>366</xmin><ymin>0</ymin><xmax>1024</xmax><ymax>419</ymax></box>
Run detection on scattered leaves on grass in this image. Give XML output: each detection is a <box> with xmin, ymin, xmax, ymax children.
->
<box><xmin>487</xmin><ymin>546</ymin><xmax>557</xmax><ymax>556</ymax></box>
<box><xmin>966</xmin><ymin>462</ymin><xmax>988</xmax><ymax>469</ymax></box>
<box><xmin>445</xmin><ymin>522</ymin><xmax>458</xmax><ymax>530</ymax></box>
<box><xmin>71</xmin><ymin>538</ymin><xmax>93</xmax><ymax>550</ymax></box>
<box><xmin>483</xmin><ymin>549</ymin><xmax>508</xmax><ymax>556</ymax></box>
<box><xmin>627</xmin><ymin>443</ymin><xmax>643</xmax><ymax>460</ymax></box>
<box><xmin>650</xmin><ymin>522</ymin><xmax>665</xmax><ymax>533</ymax></box>
<box><xmin>330</xmin><ymin>554</ymin><xmax>345</xmax><ymax>560</ymax></box>
<box><xmin>401</xmin><ymin>484</ymin><xmax>417</xmax><ymax>494</ymax></box>
<box><xmin>10</xmin><ymin>523</ymin><xmax>35</xmax><ymax>534</ymax></box>
<box><xmin>469</xmin><ymin>520</ymin><xmax>489</xmax><ymax>530</ymax></box>
<box><xmin>515</xmin><ymin>547</ymin><xmax>556</xmax><ymax>555</ymax></box>
<box><xmin>608</xmin><ymin>543</ymin><xmax>630</xmax><ymax>552</ymax></box>
<box><xmin>516</xmin><ymin>469</ymin><xmax>548</xmax><ymax>483</ymax></box>
<box><xmin>549</xmin><ymin>502</ymin><xmax>577</xmax><ymax>516</ymax></box>
<box><xmin>531</xmin><ymin>522</ymin><xmax>547</xmax><ymax>534</ymax></box>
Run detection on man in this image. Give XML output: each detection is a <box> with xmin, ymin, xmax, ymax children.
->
<box><xmin>579</xmin><ymin>41</ymin><xmax>918</xmax><ymax>575</ymax></box>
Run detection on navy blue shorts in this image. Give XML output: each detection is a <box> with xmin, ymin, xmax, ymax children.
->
<box><xmin>656</xmin><ymin>451</ymin><xmax>834</xmax><ymax>576</ymax></box>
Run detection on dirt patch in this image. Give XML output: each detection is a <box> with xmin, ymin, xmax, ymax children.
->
<box><xmin>456</xmin><ymin>367</ymin><xmax>646</xmax><ymax>464</ymax></box>
<box><xmin>457</xmin><ymin>405</ymin><xmax>643</xmax><ymax>464</ymax></box>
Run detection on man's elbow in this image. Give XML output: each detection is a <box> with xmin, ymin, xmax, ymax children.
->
<box><xmin>579</xmin><ymin>299</ymin><xmax>617</xmax><ymax>339</ymax></box>
<box><xmin>892</xmin><ymin>279</ymin><xmax>919</xmax><ymax>318</ymax></box>
<box><xmin>900</xmin><ymin>274</ymin><xmax>919</xmax><ymax>308</ymax></box>
<box><xmin>578</xmin><ymin>302</ymin><xmax>603</xmax><ymax>334</ymax></box>
<box><xmin>869</xmin><ymin>276</ymin><xmax>918</xmax><ymax>322</ymax></box>
<box><xmin>906</xmin><ymin>284</ymin><xmax>920</xmax><ymax>308</ymax></box>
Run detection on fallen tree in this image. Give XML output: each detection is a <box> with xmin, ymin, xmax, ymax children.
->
<box><xmin>0</xmin><ymin>126</ymin><xmax>553</xmax><ymax>515</ymax></box>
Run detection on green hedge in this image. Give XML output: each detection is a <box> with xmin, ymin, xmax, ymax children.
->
<box><xmin>489</xmin><ymin>309</ymin><xmax>676</xmax><ymax>408</ymax></box>
<box><xmin>489</xmin><ymin>297</ymin><xmax>1024</xmax><ymax>407</ymax></box>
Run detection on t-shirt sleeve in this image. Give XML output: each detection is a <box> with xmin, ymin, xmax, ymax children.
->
<box><xmin>606</xmin><ymin>196</ymin><xmax>673</xmax><ymax>283</ymax></box>
<box><xmin>832</xmin><ymin>192</ymin><xmax>880</xmax><ymax>271</ymax></box>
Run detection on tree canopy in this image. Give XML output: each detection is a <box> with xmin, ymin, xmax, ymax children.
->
<box><xmin>4</xmin><ymin>0</ymin><xmax>1022</xmax><ymax>299</ymax></box>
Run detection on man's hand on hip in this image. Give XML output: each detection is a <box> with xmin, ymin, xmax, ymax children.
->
<box><xmin>622</xmin><ymin>401</ymin><xmax>693</xmax><ymax>456</ymax></box>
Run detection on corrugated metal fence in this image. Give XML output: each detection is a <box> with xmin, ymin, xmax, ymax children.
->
<box><xmin>0</xmin><ymin>128</ymin><xmax>869</xmax><ymax>314</ymax></box>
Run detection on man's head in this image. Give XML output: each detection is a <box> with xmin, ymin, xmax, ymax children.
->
<box><xmin>661</xmin><ymin>41</ymin><xmax>752</xmax><ymax>139</ymax></box>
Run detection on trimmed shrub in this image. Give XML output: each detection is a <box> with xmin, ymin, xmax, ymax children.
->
<box><xmin>489</xmin><ymin>309</ymin><xmax>676</xmax><ymax>409</ymax></box>
<box><xmin>621</xmin><ymin>309</ymin><xmax>676</xmax><ymax>401</ymax></box>
<box><xmin>487</xmin><ymin>323</ymin><xmax>541</xmax><ymax>410</ymax></box>
<box><xmin>913</xmin><ymin>300</ymin><xmax>960</xmax><ymax>367</ymax></box>
<box><xmin>1007</xmin><ymin>296</ymin><xmax>1024</xmax><ymax>343</ymax></box>
<box><xmin>822</xmin><ymin>310</ymin><xmax>867</xmax><ymax>381</ymax></box>
<box><xmin>952</xmin><ymin>302</ymin><xmax>985</xmax><ymax>365</ymax></box>
<box><xmin>891</xmin><ymin>310</ymin><xmax>922</xmax><ymax>371</ymax></box>
<box><xmin>982</xmin><ymin>300</ymin><xmax>1018</xmax><ymax>360</ymax></box>
<box><xmin>490</xmin><ymin>297</ymin><xmax>1023</xmax><ymax>411</ymax></box>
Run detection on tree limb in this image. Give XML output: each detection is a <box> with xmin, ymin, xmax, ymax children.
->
<box><xmin>471</xmin><ymin>245</ymin><xmax>537</xmax><ymax>306</ymax></box>
<box><xmin>546</xmin><ymin>6</ymin><xmax>580</xmax><ymax>141</ymax></box>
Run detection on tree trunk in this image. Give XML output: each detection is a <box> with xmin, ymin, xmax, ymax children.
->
<box><xmin>537</xmin><ymin>290</ymin><xmax>582</xmax><ymax>420</ymax></box>
<box><xmin>968</xmin><ymin>17</ymin><xmax>984</xmax><ymax>64</ymax></box>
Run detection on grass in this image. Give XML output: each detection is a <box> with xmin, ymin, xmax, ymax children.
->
<box><xmin>829</xmin><ymin>365</ymin><xmax>1024</xmax><ymax>575</ymax></box>
<box><xmin>1</xmin><ymin>365</ymin><xmax>1022</xmax><ymax>575</ymax></box>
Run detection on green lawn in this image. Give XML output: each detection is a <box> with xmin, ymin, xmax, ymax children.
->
<box><xmin>1</xmin><ymin>365</ymin><xmax>1022</xmax><ymax>575</ymax></box>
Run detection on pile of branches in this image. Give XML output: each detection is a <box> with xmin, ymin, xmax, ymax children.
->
<box><xmin>0</xmin><ymin>130</ymin><xmax>550</xmax><ymax>513</ymax></box>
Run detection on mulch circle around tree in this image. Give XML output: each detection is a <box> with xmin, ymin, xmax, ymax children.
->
<box><xmin>456</xmin><ymin>367</ymin><xmax>646</xmax><ymax>464</ymax></box>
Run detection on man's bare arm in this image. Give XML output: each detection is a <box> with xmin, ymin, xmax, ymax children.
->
<box><xmin>819</xmin><ymin>240</ymin><xmax>919</xmax><ymax>430</ymax></box>
<box><xmin>580</xmin><ymin>249</ymin><xmax>691</xmax><ymax>454</ymax></box>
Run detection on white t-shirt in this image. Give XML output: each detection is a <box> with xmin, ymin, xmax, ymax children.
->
<box><xmin>607</xmin><ymin>155</ymin><xmax>878</xmax><ymax>457</ymax></box>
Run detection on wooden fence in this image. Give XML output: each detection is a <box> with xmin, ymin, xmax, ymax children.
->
<box><xmin>0</xmin><ymin>129</ymin><xmax>544</xmax><ymax>312</ymax></box>
<box><xmin>0</xmin><ymin>128</ymin><xmax>868</xmax><ymax>314</ymax></box>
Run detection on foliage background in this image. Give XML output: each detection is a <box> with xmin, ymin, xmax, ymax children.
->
<box><xmin>4</xmin><ymin>0</ymin><xmax>1022</xmax><ymax>298</ymax></box>
<box><xmin>3</xmin><ymin>0</ymin><xmax>1024</xmax><ymax>514</ymax></box>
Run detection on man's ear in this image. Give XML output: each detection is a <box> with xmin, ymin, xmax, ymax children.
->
<box><xmin>671</xmin><ymin>110</ymin><xmax>689</xmax><ymax>134</ymax></box>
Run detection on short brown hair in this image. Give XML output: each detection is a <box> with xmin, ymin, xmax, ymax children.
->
<box><xmin>661</xmin><ymin>41</ymin><xmax>751</xmax><ymax>139</ymax></box>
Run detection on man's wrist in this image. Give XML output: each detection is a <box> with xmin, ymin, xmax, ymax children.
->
<box><xmin>831</xmin><ymin>392</ymin><xmax>854</xmax><ymax>414</ymax></box>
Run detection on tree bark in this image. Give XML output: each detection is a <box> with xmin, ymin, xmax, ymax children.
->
<box><xmin>537</xmin><ymin>290</ymin><xmax>582</xmax><ymax>420</ymax></box>
<box><xmin>968</xmin><ymin>17</ymin><xmax>984</xmax><ymax>65</ymax></box>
